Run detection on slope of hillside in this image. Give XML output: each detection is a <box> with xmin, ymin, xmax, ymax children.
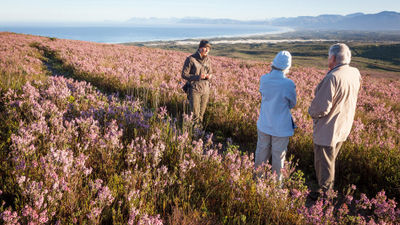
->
<box><xmin>0</xmin><ymin>32</ymin><xmax>399</xmax><ymax>224</ymax></box>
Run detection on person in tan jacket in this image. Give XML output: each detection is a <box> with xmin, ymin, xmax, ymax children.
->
<box><xmin>308</xmin><ymin>43</ymin><xmax>361</xmax><ymax>198</ymax></box>
<box><xmin>181</xmin><ymin>40</ymin><xmax>213</xmax><ymax>126</ymax></box>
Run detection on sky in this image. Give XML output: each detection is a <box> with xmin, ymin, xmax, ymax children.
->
<box><xmin>0</xmin><ymin>0</ymin><xmax>399</xmax><ymax>23</ymax></box>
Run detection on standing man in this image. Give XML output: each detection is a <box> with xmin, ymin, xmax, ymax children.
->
<box><xmin>255</xmin><ymin>51</ymin><xmax>297</xmax><ymax>183</ymax></box>
<box><xmin>308</xmin><ymin>43</ymin><xmax>361</xmax><ymax>198</ymax></box>
<box><xmin>181</xmin><ymin>40</ymin><xmax>213</xmax><ymax>127</ymax></box>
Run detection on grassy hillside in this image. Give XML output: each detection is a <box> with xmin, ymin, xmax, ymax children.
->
<box><xmin>1</xmin><ymin>32</ymin><xmax>399</xmax><ymax>224</ymax></box>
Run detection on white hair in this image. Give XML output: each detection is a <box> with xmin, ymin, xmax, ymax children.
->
<box><xmin>271</xmin><ymin>65</ymin><xmax>290</xmax><ymax>75</ymax></box>
<box><xmin>329</xmin><ymin>43</ymin><xmax>351</xmax><ymax>65</ymax></box>
<box><xmin>282</xmin><ymin>68</ymin><xmax>290</xmax><ymax>75</ymax></box>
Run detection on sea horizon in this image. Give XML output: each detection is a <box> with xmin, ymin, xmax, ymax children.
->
<box><xmin>0</xmin><ymin>24</ymin><xmax>291</xmax><ymax>44</ymax></box>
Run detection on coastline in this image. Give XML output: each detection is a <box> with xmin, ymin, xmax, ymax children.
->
<box><xmin>141</xmin><ymin>38</ymin><xmax>336</xmax><ymax>46</ymax></box>
<box><xmin>0</xmin><ymin>24</ymin><xmax>292</xmax><ymax>44</ymax></box>
<box><xmin>122</xmin><ymin>29</ymin><xmax>339</xmax><ymax>46</ymax></box>
<box><xmin>112</xmin><ymin>25</ymin><xmax>295</xmax><ymax>44</ymax></box>
<box><xmin>124</xmin><ymin>30</ymin><xmax>400</xmax><ymax>46</ymax></box>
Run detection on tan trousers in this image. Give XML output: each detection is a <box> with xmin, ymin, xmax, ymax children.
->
<box><xmin>314</xmin><ymin>142</ymin><xmax>343</xmax><ymax>191</ymax></box>
<box><xmin>255</xmin><ymin>129</ymin><xmax>289</xmax><ymax>182</ymax></box>
<box><xmin>188</xmin><ymin>90</ymin><xmax>210</xmax><ymax>123</ymax></box>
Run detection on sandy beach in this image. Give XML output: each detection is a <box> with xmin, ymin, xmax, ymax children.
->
<box><xmin>162</xmin><ymin>38</ymin><xmax>335</xmax><ymax>46</ymax></box>
<box><xmin>142</xmin><ymin>38</ymin><xmax>337</xmax><ymax>46</ymax></box>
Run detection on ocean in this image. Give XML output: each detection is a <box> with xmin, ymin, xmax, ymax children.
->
<box><xmin>0</xmin><ymin>24</ymin><xmax>287</xmax><ymax>43</ymax></box>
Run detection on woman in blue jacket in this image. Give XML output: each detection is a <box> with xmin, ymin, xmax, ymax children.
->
<box><xmin>255</xmin><ymin>51</ymin><xmax>297</xmax><ymax>183</ymax></box>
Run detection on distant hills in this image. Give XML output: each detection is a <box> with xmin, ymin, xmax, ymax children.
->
<box><xmin>269</xmin><ymin>11</ymin><xmax>400</xmax><ymax>30</ymax></box>
<box><xmin>127</xmin><ymin>11</ymin><xmax>400</xmax><ymax>31</ymax></box>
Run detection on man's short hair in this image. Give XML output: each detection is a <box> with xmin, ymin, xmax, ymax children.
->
<box><xmin>329</xmin><ymin>43</ymin><xmax>351</xmax><ymax>65</ymax></box>
<box><xmin>199</xmin><ymin>40</ymin><xmax>211</xmax><ymax>49</ymax></box>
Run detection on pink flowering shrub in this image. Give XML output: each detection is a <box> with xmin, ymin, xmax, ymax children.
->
<box><xmin>1</xmin><ymin>77</ymin><xmax>154</xmax><ymax>224</ymax></box>
<box><xmin>36</xmin><ymin>34</ymin><xmax>399</xmax><ymax>198</ymax></box>
<box><xmin>0</xmin><ymin>32</ymin><xmax>47</xmax><ymax>91</ymax></box>
<box><xmin>0</xmin><ymin>32</ymin><xmax>399</xmax><ymax>224</ymax></box>
<box><xmin>299</xmin><ymin>188</ymin><xmax>400</xmax><ymax>224</ymax></box>
<box><xmin>0</xmin><ymin>76</ymin><xmax>309</xmax><ymax>224</ymax></box>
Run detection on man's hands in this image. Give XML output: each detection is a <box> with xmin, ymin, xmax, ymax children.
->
<box><xmin>200</xmin><ymin>74</ymin><xmax>212</xmax><ymax>80</ymax></box>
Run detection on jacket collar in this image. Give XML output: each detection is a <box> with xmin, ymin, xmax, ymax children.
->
<box><xmin>327</xmin><ymin>63</ymin><xmax>348</xmax><ymax>74</ymax></box>
<box><xmin>193</xmin><ymin>51</ymin><xmax>207</xmax><ymax>62</ymax></box>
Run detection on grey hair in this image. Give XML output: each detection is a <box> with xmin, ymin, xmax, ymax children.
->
<box><xmin>329</xmin><ymin>43</ymin><xmax>351</xmax><ymax>65</ymax></box>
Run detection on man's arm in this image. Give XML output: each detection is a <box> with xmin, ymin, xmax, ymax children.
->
<box><xmin>181</xmin><ymin>57</ymin><xmax>201</xmax><ymax>81</ymax></box>
<box><xmin>308</xmin><ymin>75</ymin><xmax>336</xmax><ymax>119</ymax></box>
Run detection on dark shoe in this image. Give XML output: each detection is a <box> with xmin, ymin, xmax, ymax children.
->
<box><xmin>309</xmin><ymin>191</ymin><xmax>320</xmax><ymax>201</ymax></box>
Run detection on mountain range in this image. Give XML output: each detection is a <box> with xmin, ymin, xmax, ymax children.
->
<box><xmin>127</xmin><ymin>11</ymin><xmax>400</xmax><ymax>31</ymax></box>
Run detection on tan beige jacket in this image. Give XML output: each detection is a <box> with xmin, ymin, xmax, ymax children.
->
<box><xmin>181</xmin><ymin>52</ymin><xmax>212</xmax><ymax>93</ymax></box>
<box><xmin>308</xmin><ymin>64</ymin><xmax>361</xmax><ymax>146</ymax></box>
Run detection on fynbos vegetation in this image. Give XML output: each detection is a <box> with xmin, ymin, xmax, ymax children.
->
<box><xmin>0</xmin><ymin>32</ymin><xmax>399</xmax><ymax>224</ymax></box>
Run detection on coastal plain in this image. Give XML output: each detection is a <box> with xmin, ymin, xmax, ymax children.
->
<box><xmin>128</xmin><ymin>30</ymin><xmax>400</xmax><ymax>79</ymax></box>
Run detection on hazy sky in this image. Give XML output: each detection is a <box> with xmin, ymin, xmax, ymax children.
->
<box><xmin>1</xmin><ymin>0</ymin><xmax>399</xmax><ymax>22</ymax></box>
